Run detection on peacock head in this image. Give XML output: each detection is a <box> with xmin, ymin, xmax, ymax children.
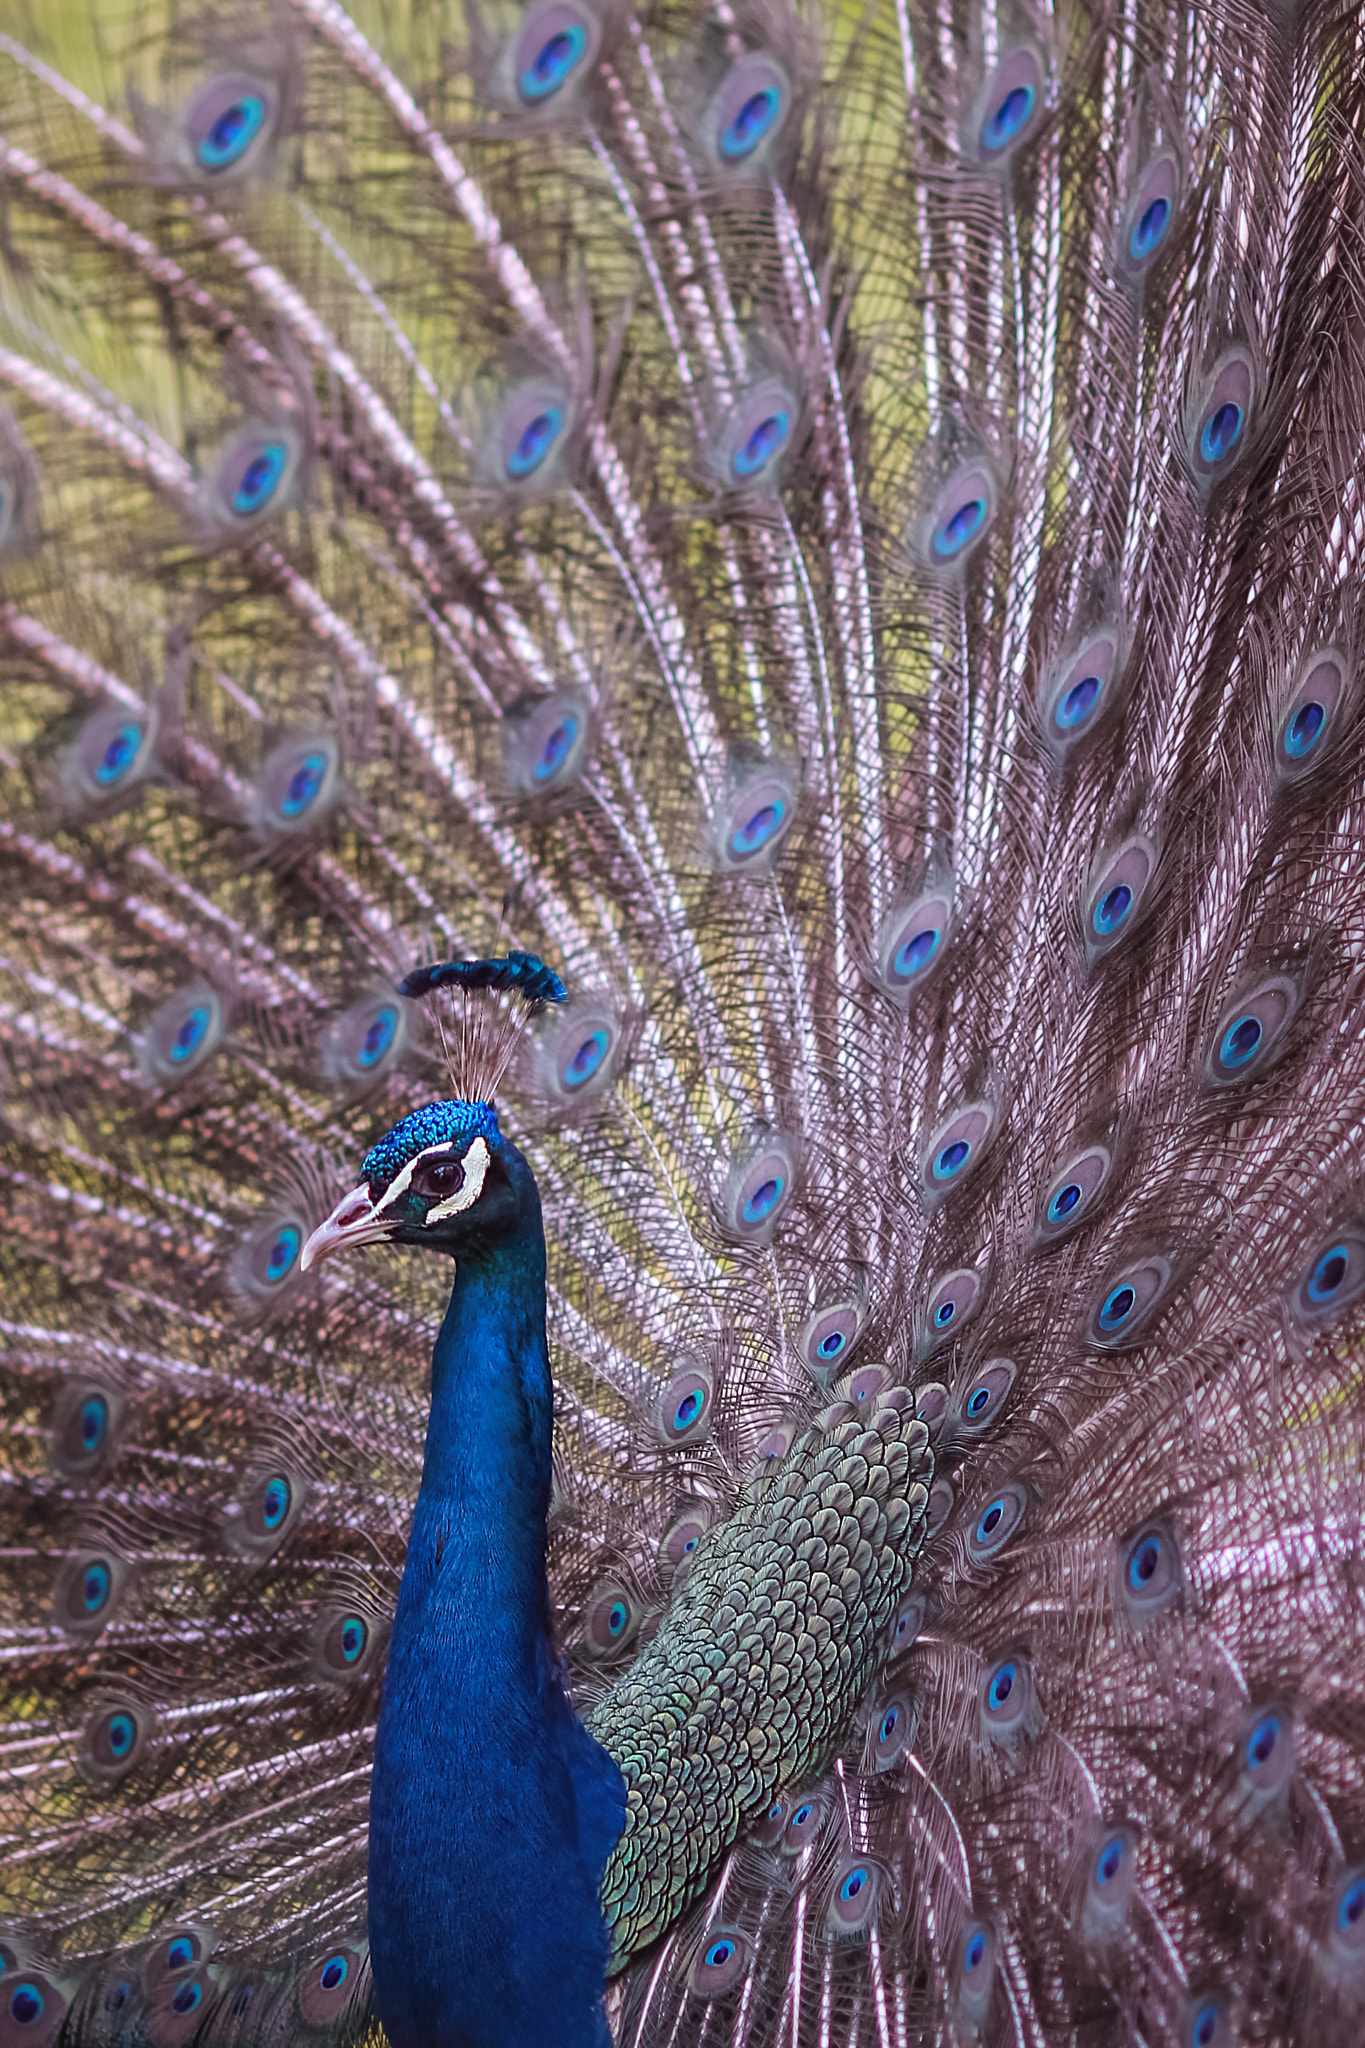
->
<box><xmin>301</xmin><ymin>953</ymin><xmax>565</xmax><ymax>1266</ymax></box>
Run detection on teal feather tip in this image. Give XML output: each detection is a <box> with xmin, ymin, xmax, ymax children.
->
<box><xmin>399</xmin><ymin>951</ymin><xmax>567</xmax><ymax>1006</ymax></box>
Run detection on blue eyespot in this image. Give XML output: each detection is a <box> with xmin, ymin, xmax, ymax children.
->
<box><xmin>264</xmin><ymin>1225</ymin><xmax>300</xmax><ymax>1283</ymax></box>
<box><xmin>564</xmin><ymin>1029</ymin><xmax>609</xmax><ymax>1089</ymax></box>
<box><xmin>790</xmin><ymin>1802</ymin><xmax>813</xmax><ymax>1830</ymax></box>
<box><xmin>1339</xmin><ymin>1876</ymin><xmax>1365</xmax><ymax>1931</ymax></box>
<box><xmin>1093</xmin><ymin>882</ymin><xmax>1132</xmax><ymax>935</ymax></box>
<box><xmin>1308</xmin><ymin>1244</ymin><xmax>1350</xmax><ymax>1302</ymax></box>
<box><xmin>975</xmin><ymin>1499</ymin><xmax>1006</xmax><ymax>1543</ymax></box>
<box><xmin>521</xmin><ymin>22</ymin><xmax>587</xmax><ymax>100</ymax></box>
<box><xmin>964</xmin><ymin>1928</ymin><xmax>987</xmax><ymax>1972</ymax></box>
<box><xmin>606</xmin><ymin>1600</ymin><xmax>628</xmax><ymax>1637</ymax></box>
<box><xmin>1095</xmin><ymin>1833</ymin><xmax>1125</xmax><ymax>1886</ymax></box>
<box><xmin>1219</xmin><ymin>1014</ymin><xmax>1262</xmax><ymax>1068</ymax></box>
<box><xmin>231</xmin><ymin>440</ymin><xmax>288</xmax><ymax>516</ymax></box>
<box><xmin>167</xmin><ymin>1938</ymin><xmax>194</xmax><ymax>1972</ymax></box>
<box><xmin>83</xmin><ymin>1561</ymin><xmax>111</xmax><ymax>1614</ymax></box>
<box><xmin>262</xmin><ymin>1475</ymin><xmax>292</xmax><ymax>1530</ymax></box>
<box><xmin>1129</xmin><ymin>1531</ymin><xmax>1162</xmax><ymax>1589</ymax></box>
<box><xmin>281</xmin><ymin>751</ymin><xmax>328</xmax><ymax>818</ymax></box>
<box><xmin>1130</xmin><ymin>195</ymin><xmax>1170</xmax><ymax>261</ymax></box>
<box><xmin>79</xmin><ymin>1393</ymin><xmax>109</xmax><ymax>1453</ymax></box>
<box><xmin>966</xmin><ymin>1384</ymin><xmax>990</xmax><ymax>1417</ymax></box>
<box><xmin>703</xmin><ymin>1937</ymin><xmax>736</xmax><ymax>1968</ymax></box>
<box><xmin>732</xmin><ymin>410</ymin><xmax>790</xmax><ymax>480</ymax></box>
<box><xmin>933</xmin><ymin>1139</ymin><xmax>970</xmax><ymax>1181</ymax></box>
<box><xmin>359</xmin><ymin>1006</ymin><xmax>398</xmax><ymax>1068</ymax></box>
<box><xmin>720</xmin><ymin>85</ymin><xmax>782</xmax><ymax>161</ymax></box>
<box><xmin>170</xmin><ymin>1004</ymin><xmax>211</xmax><ymax>1063</ymax></box>
<box><xmin>934</xmin><ymin>1300</ymin><xmax>954</xmax><ymax>1327</ymax></box>
<box><xmin>895</xmin><ymin>927</ymin><xmax>940</xmax><ymax>978</ymax></box>
<box><xmin>730</xmin><ymin>798</ymin><xmax>786</xmax><ymax>858</ymax></box>
<box><xmin>1246</xmin><ymin>1713</ymin><xmax>1281</xmax><ymax>1772</ymax></box>
<box><xmin>840</xmin><ymin>1867</ymin><xmax>868</xmax><ymax>1903</ymax></box>
<box><xmin>1057</xmin><ymin>673</ymin><xmax>1101</xmax><ymax>728</ymax></box>
<box><xmin>9</xmin><ymin>1985</ymin><xmax>43</xmax><ymax>2026</ymax></box>
<box><xmin>683</xmin><ymin>1533</ymin><xmax>699</xmax><ymax>1554</ymax></box>
<box><xmin>987</xmin><ymin>1663</ymin><xmax>1015</xmax><ymax>1711</ymax></box>
<box><xmin>1047</xmin><ymin>1182</ymin><xmax>1081</xmax><ymax>1222</ymax></box>
<box><xmin>1200</xmin><ymin>403</ymin><xmax>1242</xmax><ymax>465</ymax></box>
<box><xmin>673</xmin><ymin>1390</ymin><xmax>705</xmax><ymax>1431</ymax></box>
<box><xmin>197</xmin><ymin>93</ymin><xmax>266</xmax><ymax>171</ymax></box>
<box><xmin>106</xmin><ymin>1981</ymin><xmax>132</xmax><ymax>2012</ymax></box>
<box><xmin>340</xmin><ymin>1617</ymin><xmax>367</xmax><ymax>1664</ymax></box>
<box><xmin>982</xmin><ymin>83</ymin><xmax>1034</xmax><ymax>153</ymax></box>
<box><xmin>932</xmin><ymin>496</ymin><xmax>986</xmax><ymax>560</ymax></box>
<box><xmin>741</xmin><ymin>1175</ymin><xmax>784</xmax><ymax>1223</ymax></box>
<box><xmin>1191</xmin><ymin>2003</ymin><xmax>1219</xmax><ymax>2048</ymax></box>
<box><xmin>1284</xmin><ymin>700</ymin><xmax>1325</xmax><ymax>758</ymax></box>
<box><xmin>1099</xmin><ymin>1283</ymin><xmax>1136</xmax><ymax>1330</ymax></box>
<box><xmin>507</xmin><ymin>406</ymin><xmax>563</xmax><ymax>479</ymax></box>
<box><xmin>879</xmin><ymin>1706</ymin><xmax>900</xmax><ymax>1742</ymax></box>
<box><xmin>95</xmin><ymin>722</ymin><xmax>142</xmax><ymax>786</ymax></box>
<box><xmin>535</xmin><ymin>714</ymin><xmax>579</xmax><ymax>781</ymax></box>
<box><xmin>320</xmin><ymin>1955</ymin><xmax>349</xmax><ymax>1991</ymax></box>
<box><xmin>819</xmin><ymin>1330</ymin><xmax>846</xmax><ymax>1359</ymax></box>
<box><xmin>172</xmin><ymin>1981</ymin><xmax>203</xmax><ymax>2016</ymax></box>
<box><xmin>106</xmin><ymin>1710</ymin><xmax>135</xmax><ymax>1758</ymax></box>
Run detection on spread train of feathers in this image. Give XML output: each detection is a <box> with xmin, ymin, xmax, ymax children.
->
<box><xmin>2</xmin><ymin>0</ymin><xmax>1365</xmax><ymax>2042</ymax></box>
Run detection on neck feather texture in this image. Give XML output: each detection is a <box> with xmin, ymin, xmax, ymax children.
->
<box><xmin>367</xmin><ymin>1161</ymin><xmax>624</xmax><ymax>2048</ymax></box>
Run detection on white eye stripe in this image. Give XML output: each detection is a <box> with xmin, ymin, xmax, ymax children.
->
<box><xmin>424</xmin><ymin>1134</ymin><xmax>491</xmax><ymax>1222</ymax></box>
<box><xmin>371</xmin><ymin>1135</ymin><xmax>492</xmax><ymax>1221</ymax></box>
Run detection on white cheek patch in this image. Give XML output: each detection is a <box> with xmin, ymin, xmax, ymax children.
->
<box><xmin>424</xmin><ymin>1134</ymin><xmax>492</xmax><ymax>1223</ymax></box>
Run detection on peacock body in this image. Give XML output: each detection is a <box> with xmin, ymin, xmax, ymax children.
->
<box><xmin>2</xmin><ymin>0</ymin><xmax>1365</xmax><ymax>2042</ymax></box>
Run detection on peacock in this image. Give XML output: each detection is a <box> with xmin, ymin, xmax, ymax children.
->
<box><xmin>3</xmin><ymin>0</ymin><xmax>1365</xmax><ymax>2039</ymax></box>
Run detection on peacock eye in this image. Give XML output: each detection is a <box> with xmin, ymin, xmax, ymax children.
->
<box><xmin>414</xmin><ymin>1158</ymin><xmax>465</xmax><ymax>1200</ymax></box>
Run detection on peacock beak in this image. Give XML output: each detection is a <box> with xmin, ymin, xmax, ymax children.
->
<box><xmin>300</xmin><ymin>1185</ymin><xmax>398</xmax><ymax>1270</ymax></box>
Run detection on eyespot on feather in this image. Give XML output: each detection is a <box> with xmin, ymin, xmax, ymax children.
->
<box><xmin>181</xmin><ymin>72</ymin><xmax>280</xmax><ymax>178</ymax></box>
<box><xmin>980</xmin><ymin>1653</ymin><xmax>1032</xmax><ymax>1742</ymax></box>
<box><xmin>63</xmin><ymin>704</ymin><xmax>160</xmax><ymax>814</ymax></box>
<box><xmin>796</xmin><ymin>1299</ymin><xmax>865</xmax><ymax>1383</ymax></box>
<box><xmin>837</xmin><ymin>1362</ymin><xmax>889</xmax><ymax>1408</ymax></box>
<box><xmin>1328</xmin><ymin>1864</ymin><xmax>1365</xmax><ymax>1970</ymax></box>
<box><xmin>1083</xmin><ymin>833</ymin><xmax>1157</xmax><ymax>962</ymax></box>
<box><xmin>232</xmin><ymin>1213</ymin><xmax>309</xmax><ymax>1305</ymax></box>
<box><xmin>952</xmin><ymin>1356</ymin><xmax>1017</xmax><ymax>1437</ymax></box>
<box><xmin>1116</xmin><ymin>1521</ymin><xmax>1183</xmax><ymax>1624</ymax></box>
<box><xmin>50</xmin><ymin>1381</ymin><xmax>123</xmax><ymax>1480</ymax></box>
<box><xmin>967</xmin><ymin>1479</ymin><xmax>1028</xmax><ymax>1562</ymax></box>
<box><xmin>914</xmin><ymin>1381</ymin><xmax>950</xmax><ymax>1434</ymax></box>
<box><xmin>712</xmin><ymin>764</ymin><xmax>798</xmax><ymax>873</ymax></box>
<box><xmin>1183</xmin><ymin>1990</ymin><xmax>1232</xmax><ymax>2048</ymax></box>
<box><xmin>254</xmin><ymin>734</ymin><xmax>341</xmax><ymax>839</ymax></box>
<box><xmin>919</xmin><ymin>458</ymin><xmax>999</xmax><ymax>572</ymax></box>
<box><xmin>312</xmin><ymin>1606</ymin><xmax>386</xmax><ymax>1683</ymax></box>
<box><xmin>318</xmin><ymin>992</ymin><xmax>410</xmax><ymax>1094</ymax></box>
<box><xmin>722</xmin><ymin>1131</ymin><xmax>797</xmax><ymax>1242</ymax></box>
<box><xmin>1288</xmin><ymin>1224</ymin><xmax>1365</xmax><ymax>1329</ymax></box>
<box><xmin>972</xmin><ymin>45</ymin><xmax>1045</xmax><ymax>163</ymax></box>
<box><xmin>658</xmin><ymin>1500</ymin><xmax>715</xmax><ymax>1584</ymax></box>
<box><xmin>1188</xmin><ymin>349</ymin><xmax>1255</xmax><ymax>487</ymax></box>
<box><xmin>1238</xmin><ymin>1704</ymin><xmax>1294</xmax><ymax>1805</ymax></box>
<box><xmin>1119</xmin><ymin>150</ymin><xmax>1180</xmax><ymax>273</ymax></box>
<box><xmin>706</xmin><ymin>52</ymin><xmax>792</xmax><ymax>173</ymax></box>
<box><xmin>581</xmin><ymin>1580</ymin><xmax>641</xmax><ymax>1658</ymax></box>
<box><xmin>1087</xmin><ymin>1252</ymin><xmax>1176</xmax><ymax>1349</ymax></box>
<box><xmin>1275</xmin><ymin>646</ymin><xmax>1349</xmax><ymax>785</ymax></box>
<box><xmin>781</xmin><ymin>1789</ymin><xmax>825</xmax><ymax>1856</ymax></box>
<box><xmin>533</xmin><ymin>998</ymin><xmax>621</xmax><ymax>1106</ymax></box>
<box><xmin>1039</xmin><ymin>627</ymin><xmax>1125</xmax><ymax>761</ymax></box>
<box><xmin>140</xmin><ymin>984</ymin><xmax>225</xmax><ymax>1086</ymax></box>
<box><xmin>203</xmin><ymin>422</ymin><xmax>302</xmax><ymax>536</ymax></box>
<box><xmin>1080</xmin><ymin>1824</ymin><xmax>1140</xmax><ymax>1942</ymax></box>
<box><xmin>874</xmin><ymin>880</ymin><xmax>956</xmax><ymax>1003</ymax></box>
<box><xmin>82</xmin><ymin>1696</ymin><xmax>154</xmax><ymax>1785</ymax></box>
<box><xmin>867</xmin><ymin>1687</ymin><xmax>916</xmax><ymax>1770</ymax></box>
<box><xmin>0</xmin><ymin>1971</ymin><xmax>70</xmax><ymax>2048</ymax></box>
<box><xmin>145</xmin><ymin>1970</ymin><xmax>216</xmax><ymax>2048</ymax></box>
<box><xmin>503</xmin><ymin>689</ymin><xmax>592</xmax><ymax>797</ymax></box>
<box><xmin>956</xmin><ymin>1920</ymin><xmax>997</xmax><ymax>2022</ymax></box>
<box><xmin>1035</xmin><ymin>1137</ymin><xmax>1117</xmax><ymax>1245</ymax></box>
<box><xmin>1203</xmin><ymin>970</ymin><xmax>1303</xmax><ymax>1088</ymax></box>
<box><xmin>689</xmin><ymin>1928</ymin><xmax>750</xmax><ymax>1997</ymax></box>
<box><xmin>653</xmin><ymin>1361</ymin><xmax>713</xmax><ymax>1448</ymax></box>
<box><xmin>513</xmin><ymin>1</ymin><xmax>601</xmax><ymax>108</ymax></box>
<box><xmin>224</xmin><ymin>1467</ymin><xmax>306</xmax><ymax>1559</ymax></box>
<box><xmin>494</xmin><ymin>377</ymin><xmax>575</xmax><ymax>491</ymax></box>
<box><xmin>53</xmin><ymin>1549</ymin><xmax>129</xmax><ymax>1640</ymax></box>
<box><xmin>825</xmin><ymin>1857</ymin><xmax>884</xmax><ymax>1937</ymax></box>
<box><xmin>750</xmin><ymin>1795</ymin><xmax>788</xmax><ymax>1848</ymax></box>
<box><xmin>143</xmin><ymin>1928</ymin><xmax>215</xmax><ymax>1990</ymax></box>
<box><xmin>918</xmin><ymin>1099</ymin><xmax>999</xmax><ymax>1210</ymax></box>
<box><xmin>920</xmin><ymin>1264</ymin><xmax>986</xmax><ymax>1352</ymax></box>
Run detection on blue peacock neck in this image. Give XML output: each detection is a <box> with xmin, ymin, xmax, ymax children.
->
<box><xmin>366</xmin><ymin>1156</ymin><xmax>624</xmax><ymax>2048</ymax></box>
